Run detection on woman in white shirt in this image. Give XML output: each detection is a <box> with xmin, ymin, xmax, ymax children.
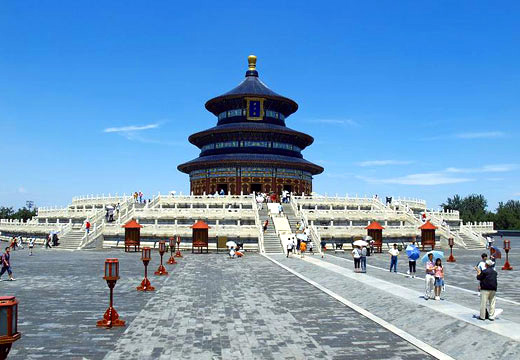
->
<box><xmin>352</xmin><ymin>246</ymin><xmax>362</xmax><ymax>273</ymax></box>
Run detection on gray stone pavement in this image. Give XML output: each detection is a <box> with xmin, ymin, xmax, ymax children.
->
<box><xmin>2</xmin><ymin>247</ymin><xmax>169</xmax><ymax>359</ymax></box>
<box><xmin>105</xmin><ymin>253</ymin><xmax>430</xmax><ymax>360</ymax></box>
<box><xmin>273</xmin><ymin>252</ymin><xmax>520</xmax><ymax>359</ymax></box>
<box><xmin>2</xmin><ymin>246</ymin><xmax>431</xmax><ymax>359</ymax></box>
<box><xmin>330</xmin><ymin>248</ymin><xmax>520</xmax><ymax>304</ymax></box>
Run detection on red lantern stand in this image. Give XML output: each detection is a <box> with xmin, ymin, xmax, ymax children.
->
<box><xmin>175</xmin><ymin>235</ymin><xmax>183</xmax><ymax>257</ymax></box>
<box><xmin>191</xmin><ymin>220</ymin><xmax>210</xmax><ymax>254</ymax></box>
<box><xmin>365</xmin><ymin>221</ymin><xmax>384</xmax><ymax>253</ymax></box>
<box><xmin>97</xmin><ymin>258</ymin><xmax>125</xmax><ymax>328</ymax></box>
<box><xmin>447</xmin><ymin>237</ymin><xmax>456</xmax><ymax>262</ymax></box>
<box><xmin>0</xmin><ymin>296</ymin><xmax>21</xmax><ymax>360</ymax></box>
<box><xmin>502</xmin><ymin>239</ymin><xmax>513</xmax><ymax>270</ymax></box>
<box><xmin>419</xmin><ymin>221</ymin><xmax>437</xmax><ymax>251</ymax></box>
<box><xmin>137</xmin><ymin>247</ymin><xmax>155</xmax><ymax>291</ymax></box>
<box><xmin>167</xmin><ymin>237</ymin><xmax>177</xmax><ymax>264</ymax></box>
<box><xmin>122</xmin><ymin>219</ymin><xmax>142</xmax><ymax>252</ymax></box>
<box><xmin>154</xmin><ymin>240</ymin><xmax>168</xmax><ymax>275</ymax></box>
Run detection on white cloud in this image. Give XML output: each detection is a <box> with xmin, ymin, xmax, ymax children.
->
<box><xmin>445</xmin><ymin>164</ymin><xmax>517</xmax><ymax>173</ymax></box>
<box><xmin>102</xmin><ymin>122</ymin><xmax>185</xmax><ymax>146</ymax></box>
<box><xmin>18</xmin><ymin>187</ymin><xmax>27</xmax><ymax>193</ymax></box>
<box><xmin>359</xmin><ymin>173</ymin><xmax>472</xmax><ymax>186</ymax></box>
<box><xmin>103</xmin><ymin>123</ymin><xmax>160</xmax><ymax>133</ymax></box>
<box><xmin>357</xmin><ymin>160</ymin><xmax>413</xmax><ymax>167</ymax></box>
<box><xmin>513</xmin><ymin>192</ymin><xmax>520</xmax><ymax>197</ymax></box>
<box><xmin>422</xmin><ymin>130</ymin><xmax>506</xmax><ymax>141</ymax></box>
<box><xmin>455</xmin><ymin>131</ymin><xmax>505</xmax><ymax>139</ymax></box>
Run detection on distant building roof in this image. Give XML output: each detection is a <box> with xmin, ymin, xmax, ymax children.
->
<box><xmin>122</xmin><ymin>219</ymin><xmax>143</xmax><ymax>229</ymax></box>
<box><xmin>178</xmin><ymin>153</ymin><xmax>324</xmax><ymax>175</ymax></box>
<box><xmin>191</xmin><ymin>220</ymin><xmax>210</xmax><ymax>229</ymax></box>
<box><xmin>365</xmin><ymin>221</ymin><xmax>385</xmax><ymax>230</ymax></box>
<box><xmin>419</xmin><ymin>220</ymin><xmax>437</xmax><ymax>230</ymax></box>
<box><xmin>205</xmin><ymin>55</ymin><xmax>298</xmax><ymax>117</ymax></box>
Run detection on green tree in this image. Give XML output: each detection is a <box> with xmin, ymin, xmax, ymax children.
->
<box><xmin>0</xmin><ymin>206</ymin><xmax>15</xmax><ymax>219</ymax></box>
<box><xmin>12</xmin><ymin>207</ymin><xmax>37</xmax><ymax>222</ymax></box>
<box><xmin>494</xmin><ymin>200</ymin><xmax>520</xmax><ymax>230</ymax></box>
<box><xmin>441</xmin><ymin>194</ymin><xmax>492</xmax><ymax>223</ymax></box>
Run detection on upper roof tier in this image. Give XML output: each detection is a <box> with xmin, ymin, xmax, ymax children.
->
<box><xmin>205</xmin><ymin>55</ymin><xmax>299</xmax><ymax>118</ymax></box>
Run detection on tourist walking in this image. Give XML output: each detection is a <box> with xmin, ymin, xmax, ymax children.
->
<box><xmin>300</xmin><ymin>241</ymin><xmax>306</xmax><ymax>258</ymax></box>
<box><xmin>388</xmin><ymin>244</ymin><xmax>399</xmax><ymax>272</ymax></box>
<box><xmin>434</xmin><ymin>258</ymin><xmax>444</xmax><ymax>300</ymax></box>
<box><xmin>476</xmin><ymin>253</ymin><xmax>488</xmax><ymax>292</ymax></box>
<box><xmin>308</xmin><ymin>241</ymin><xmax>314</xmax><ymax>254</ymax></box>
<box><xmin>352</xmin><ymin>246</ymin><xmax>361</xmax><ymax>272</ymax></box>
<box><xmin>425</xmin><ymin>253</ymin><xmax>435</xmax><ymax>300</ymax></box>
<box><xmin>360</xmin><ymin>246</ymin><xmax>367</xmax><ymax>273</ymax></box>
<box><xmin>45</xmin><ymin>234</ymin><xmax>52</xmax><ymax>249</ymax></box>
<box><xmin>139</xmin><ymin>191</ymin><xmax>143</xmax><ymax>203</ymax></box>
<box><xmin>86</xmin><ymin>220</ymin><xmax>91</xmax><ymax>235</ymax></box>
<box><xmin>29</xmin><ymin>238</ymin><xmax>35</xmax><ymax>256</ymax></box>
<box><xmin>408</xmin><ymin>240</ymin><xmax>418</xmax><ymax>278</ymax></box>
<box><xmin>320</xmin><ymin>239</ymin><xmax>326</xmax><ymax>258</ymax></box>
<box><xmin>476</xmin><ymin>259</ymin><xmax>497</xmax><ymax>320</ymax></box>
<box><xmin>0</xmin><ymin>247</ymin><xmax>15</xmax><ymax>281</ymax></box>
<box><xmin>262</xmin><ymin>219</ymin><xmax>269</xmax><ymax>233</ymax></box>
<box><xmin>486</xmin><ymin>236</ymin><xmax>494</xmax><ymax>249</ymax></box>
<box><xmin>286</xmin><ymin>238</ymin><xmax>293</xmax><ymax>258</ymax></box>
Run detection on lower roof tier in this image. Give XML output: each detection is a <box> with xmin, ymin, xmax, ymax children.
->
<box><xmin>177</xmin><ymin>153</ymin><xmax>324</xmax><ymax>175</ymax></box>
<box><xmin>188</xmin><ymin>123</ymin><xmax>314</xmax><ymax>149</ymax></box>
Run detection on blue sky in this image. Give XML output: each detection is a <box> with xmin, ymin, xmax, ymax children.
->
<box><xmin>1</xmin><ymin>1</ymin><xmax>519</xmax><ymax>210</ymax></box>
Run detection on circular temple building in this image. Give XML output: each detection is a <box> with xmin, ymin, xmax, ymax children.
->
<box><xmin>178</xmin><ymin>55</ymin><xmax>324</xmax><ymax>195</ymax></box>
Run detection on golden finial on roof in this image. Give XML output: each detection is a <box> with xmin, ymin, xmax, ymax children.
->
<box><xmin>248</xmin><ymin>54</ymin><xmax>257</xmax><ymax>71</ymax></box>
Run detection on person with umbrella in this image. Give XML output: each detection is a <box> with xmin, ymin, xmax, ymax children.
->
<box><xmin>424</xmin><ymin>252</ymin><xmax>436</xmax><ymax>300</ymax></box>
<box><xmin>226</xmin><ymin>240</ymin><xmax>237</xmax><ymax>258</ymax></box>
<box><xmin>353</xmin><ymin>240</ymin><xmax>368</xmax><ymax>273</ymax></box>
<box><xmin>406</xmin><ymin>240</ymin><xmax>420</xmax><ymax>278</ymax></box>
<box><xmin>352</xmin><ymin>245</ymin><xmax>362</xmax><ymax>273</ymax></box>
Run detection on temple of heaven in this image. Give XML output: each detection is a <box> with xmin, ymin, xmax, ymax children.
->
<box><xmin>178</xmin><ymin>55</ymin><xmax>324</xmax><ymax>195</ymax></box>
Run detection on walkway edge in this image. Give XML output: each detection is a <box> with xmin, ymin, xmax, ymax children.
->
<box><xmin>262</xmin><ymin>254</ymin><xmax>454</xmax><ymax>360</ymax></box>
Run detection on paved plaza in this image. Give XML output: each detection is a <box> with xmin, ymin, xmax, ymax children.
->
<box><xmin>1</xmin><ymin>245</ymin><xmax>519</xmax><ymax>359</ymax></box>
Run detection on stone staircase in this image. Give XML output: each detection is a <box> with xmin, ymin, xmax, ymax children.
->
<box><xmin>58</xmin><ymin>229</ymin><xmax>85</xmax><ymax>250</ymax></box>
<box><xmin>459</xmin><ymin>232</ymin><xmax>486</xmax><ymax>250</ymax></box>
<box><xmin>258</xmin><ymin>208</ymin><xmax>283</xmax><ymax>253</ymax></box>
<box><xmin>283</xmin><ymin>204</ymin><xmax>301</xmax><ymax>233</ymax></box>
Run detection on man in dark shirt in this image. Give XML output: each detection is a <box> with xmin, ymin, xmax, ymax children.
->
<box><xmin>476</xmin><ymin>259</ymin><xmax>497</xmax><ymax>320</ymax></box>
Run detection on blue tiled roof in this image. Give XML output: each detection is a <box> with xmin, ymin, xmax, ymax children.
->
<box><xmin>188</xmin><ymin>123</ymin><xmax>314</xmax><ymax>147</ymax></box>
<box><xmin>221</xmin><ymin>76</ymin><xmax>282</xmax><ymax>97</ymax></box>
<box><xmin>178</xmin><ymin>153</ymin><xmax>323</xmax><ymax>175</ymax></box>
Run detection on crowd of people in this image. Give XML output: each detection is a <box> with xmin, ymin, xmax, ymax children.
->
<box><xmin>285</xmin><ymin>222</ymin><xmax>314</xmax><ymax>258</ymax></box>
<box><xmin>256</xmin><ymin>192</ymin><xmax>276</xmax><ymax>210</ymax></box>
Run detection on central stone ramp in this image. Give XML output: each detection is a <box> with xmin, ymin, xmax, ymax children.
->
<box><xmin>105</xmin><ymin>254</ymin><xmax>430</xmax><ymax>360</ymax></box>
<box><xmin>268</xmin><ymin>254</ymin><xmax>520</xmax><ymax>359</ymax></box>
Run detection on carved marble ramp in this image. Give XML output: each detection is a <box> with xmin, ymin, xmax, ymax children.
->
<box><xmin>105</xmin><ymin>254</ymin><xmax>430</xmax><ymax>360</ymax></box>
<box><xmin>268</xmin><ymin>253</ymin><xmax>520</xmax><ymax>360</ymax></box>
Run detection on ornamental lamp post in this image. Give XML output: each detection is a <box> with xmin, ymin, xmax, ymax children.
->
<box><xmin>447</xmin><ymin>238</ymin><xmax>456</xmax><ymax>262</ymax></box>
<box><xmin>137</xmin><ymin>247</ymin><xmax>155</xmax><ymax>291</ymax></box>
<box><xmin>167</xmin><ymin>237</ymin><xmax>177</xmax><ymax>264</ymax></box>
<box><xmin>502</xmin><ymin>239</ymin><xmax>513</xmax><ymax>270</ymax></box>
<box><xmin>97</xmin><ymin>258</ymin><xmax>125</xmax><ymax>328</ymax></box>
<box><xmin>0</xmin><ymin>296</ymin><xmax>21</xmax><ymax>360</ymax></box>
<box><xmin>154</xmin><ymin>240</ymin><xmax>168</xmax><ymax>276</ymax></box>
<box><xmin>175</xmin><ymin>236</ymin><xmax>183</xmax><ymax>257</ymax></box>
